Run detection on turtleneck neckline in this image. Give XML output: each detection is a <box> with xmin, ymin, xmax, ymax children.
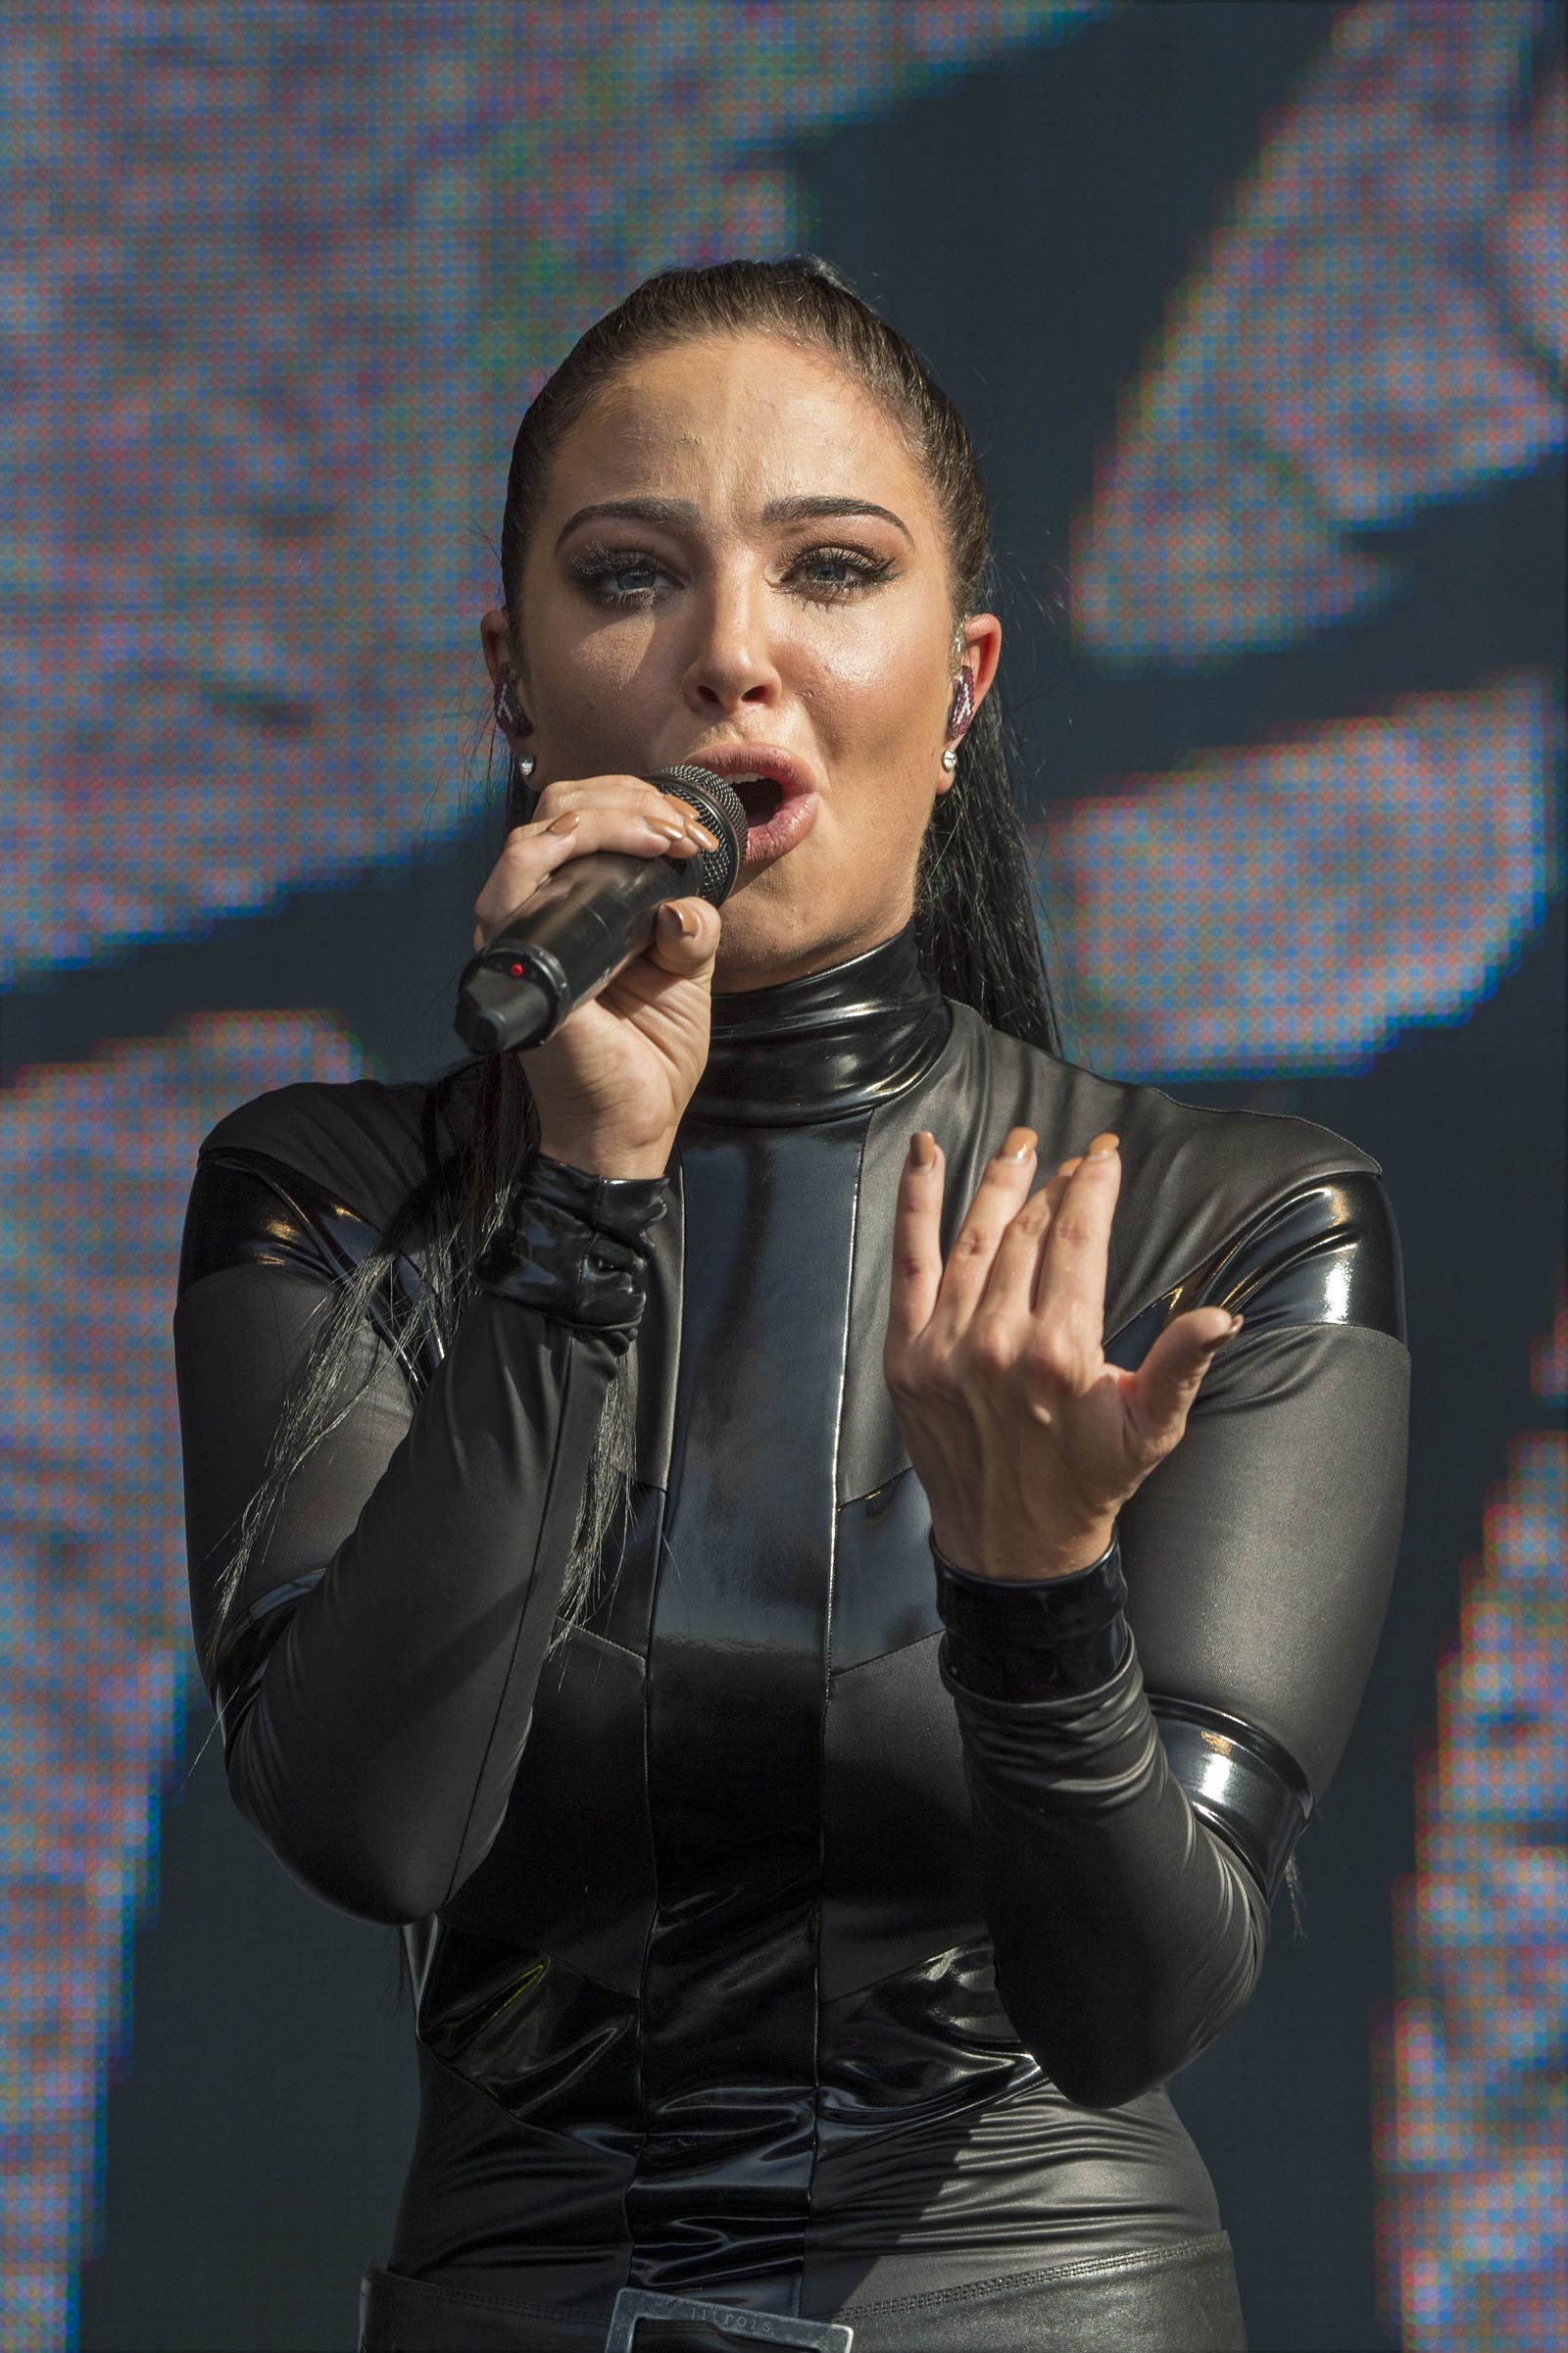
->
<box><xmin>686</xmin><ymin>919</ymin><xmax>953</xmax><ymax>1126</ymax></box>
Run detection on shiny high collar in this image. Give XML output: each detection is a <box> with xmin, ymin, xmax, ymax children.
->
<box><xmin>686</xmin><ymin>921</ymin><xmax>954</xmax><ymax>1127</ymax></box>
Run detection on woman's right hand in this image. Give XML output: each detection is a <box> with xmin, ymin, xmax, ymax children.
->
<box><xmin>471</xmin><ymin>774</ymin><xmax>725</xmax><ymax>1180</ymax></box>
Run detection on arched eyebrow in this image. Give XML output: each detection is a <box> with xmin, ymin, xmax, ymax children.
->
<box><xmin>555</xmin><ymin>494</ymin><xmax>913</xmax><ymax>551</ymax></box>
<box><xmin>555</xmin><ymin>497</ymin><xmax>696</xmax><ymax>548</ymax></box>
<box><xmin>761</xmin><ymin>494</ymin><xmax>912</xmax><ymax>543</ymax></box>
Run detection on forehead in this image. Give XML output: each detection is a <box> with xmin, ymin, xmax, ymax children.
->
<box><xmin>544</xmin><ymin>331</ymin><xmax>938</xmax><ymax>535</ymax></box>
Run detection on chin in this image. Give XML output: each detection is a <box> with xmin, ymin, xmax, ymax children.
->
<box><xmin>712</xmin><ymin>889</ymin><xmax>898</xmax><ymax>993</ymax></box>
<box><xmin>710</xmin><ymin>883</ymin><xmax>819</xmax><ymax>985</ymax></box>
<box><xmin>712</xmin><ymin>922</ymin><xmax>804</xmax><ymax>992</ymax></box>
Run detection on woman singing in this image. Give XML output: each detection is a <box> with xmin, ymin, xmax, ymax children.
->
<box><xmin>174</xmin><ymin>257</ymin><xmax>1409</xmax><ymax>2352</ymax></box>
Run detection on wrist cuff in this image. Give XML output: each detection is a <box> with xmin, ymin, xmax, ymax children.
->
<box><xmin>474</xmin><ymin>1152</ymin><xmax>672</xmax><ymax>1348</ymax></box>
<box><xmin>933</xmin><ymin>1528</ymin><xmax>1131</xmax><ymax>1700</ymax></box>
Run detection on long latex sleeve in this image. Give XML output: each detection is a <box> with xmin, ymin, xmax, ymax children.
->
<box><xmin>174</xmin><ymin>1152</ymin><xmax>672</xmax><ymax>1926</ymax></box>
<box><xmin>941</xmin><ymin>1608</ymin><xmax>1270</xmax><ymax>2109</ymax></box>
<box><xmin>937</xmin><ymin>1183</ymin><xmax>1410</xmax><ymax>2110</ymax></box>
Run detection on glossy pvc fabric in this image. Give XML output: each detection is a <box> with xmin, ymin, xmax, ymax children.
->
<box><xmin>360</xmin><ymin>2230</ymin><xmax>1246</xmax><ymax>2347</ymax></box>
<box><xmin>172</xmin><ymin>920</ymin><xmax>1408</xmax><ymax>2351</ymax></box>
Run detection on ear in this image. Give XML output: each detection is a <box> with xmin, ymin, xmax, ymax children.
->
<box><xmin>479</xmin><ymin>607</ymin><xmax>512</xmax><ymax>690</ymax></box>
<box><xmin>957</xmin><ymin>611</ymin><xmax>1003</xmax><ymax>712</ymax></box>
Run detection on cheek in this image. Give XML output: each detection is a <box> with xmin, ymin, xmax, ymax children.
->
<box><xmin>538</xmin><ymin>614</ymin><xmax>667</xmax><ymax>727</ymax></box>
<box><xmin>565</xmin><ymin>616</ymin><xmax>655</xmax><ymax>687</ymax></box>
<box><xmin>803</xmin><ymin>618</ymin><xmax>945</xmax><ymax>760</ymax></box>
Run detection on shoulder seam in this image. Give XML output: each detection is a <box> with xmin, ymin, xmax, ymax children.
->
<box><xmin>196</xmin><ymin>1140</ymin><xmax>382</xmax><ymax>1238</ymax></box>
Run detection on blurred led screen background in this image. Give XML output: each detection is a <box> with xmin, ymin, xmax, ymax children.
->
<box><xmin>2</xmin><ymin>4</ymin><xmax>1563</xmax><ymax>2349</ymax></box>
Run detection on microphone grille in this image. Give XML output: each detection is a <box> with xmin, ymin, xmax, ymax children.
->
<box><xmin>648</xmin><ymin>765</ymin><xmax>746</xmax><ymax>905</ymax></box>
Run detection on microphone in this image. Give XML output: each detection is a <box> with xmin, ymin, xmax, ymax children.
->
<box><xmin>453</xmin><ymin>766</ymin><xmax>748</xmax><ymax>1056</ymax></box>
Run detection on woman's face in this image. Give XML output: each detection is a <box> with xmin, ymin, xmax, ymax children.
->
<box><xmin>484</xmin><ymin>330</ymin><xmax>1001</xmax><ymax>989</ymax></box>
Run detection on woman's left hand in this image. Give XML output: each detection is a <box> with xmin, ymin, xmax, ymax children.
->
<box><xmin>883</xmin><ymin>1126</ymin><xmax>1243</xmax><ymax>1582</ymax></box>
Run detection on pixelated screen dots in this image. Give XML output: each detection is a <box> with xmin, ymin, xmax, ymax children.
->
<box><xmin>0</xmin><ymin>1011</ymin><xmax>361</xmax><ymax>2353</ymax></box>
<box><xmin>1494</xmin><ymin>60</ymin><xmax>1566</xmax><ymax>379</ymax></box>
<box><xmin>1529</xmin><ymin>1275</ymin><xmax>1567</xmax><ymax>1406</ymax></box>
<box><xmin>470</xmin><ymin>0</ymin><xmax>1111</xmax><ymax>394</ymax></box>
<box><xmin>1072</xmin><ymin>1</ymin><xmax>1563</xmax><ymax>665</ymax></box>
<box><xmin>1033</xmin><ymin>671</ymin><xmax>1558</xmax><ymax>1080</ymax></box>
<box><xmin>4</xmin><ymin>2</ymin><xmax>1107</xmax><ymax>994</ymax></box>
<box><xmin>1</xmin><ymin>7</ymin><xmax>490</xmax><ymax>988</ymax></box>
<box><xmin>1373</xmin><ymin>1309</ymin><xmax>1567</xmax><ymax>2353</ymax></box>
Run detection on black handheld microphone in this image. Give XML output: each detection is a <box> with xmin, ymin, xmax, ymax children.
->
<box><xmin>453</xmin><ymin>766</ymin><xmax>748</xmax><ymax>1057</ymax></box>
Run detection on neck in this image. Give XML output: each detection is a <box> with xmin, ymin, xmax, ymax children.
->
<box><xmin>686</xmin><ymin>918</ymin><xmax>952</xmax><ymax>1126</ymax></box>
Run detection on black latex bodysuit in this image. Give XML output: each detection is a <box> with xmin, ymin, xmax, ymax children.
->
<box><xmin>174</xmin><ymin>922</ymin><xmax>1409</xmax><ymax>2352</ymax></box>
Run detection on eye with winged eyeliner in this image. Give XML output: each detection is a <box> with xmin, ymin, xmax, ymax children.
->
<box><xmin>567</xmin><ymin>541</ymin><xmax>898</xmax><ymax>607</ymax></box>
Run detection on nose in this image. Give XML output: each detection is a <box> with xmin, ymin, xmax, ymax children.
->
<box><xmin>679</xmin><ymin>567</ymin><xmax>781</xmax><ymax>716</ymax></box>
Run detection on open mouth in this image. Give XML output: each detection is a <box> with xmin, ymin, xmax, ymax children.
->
<box><xmin>679</xmin><ymin>746</ymin><xmax>820</xmax><ymax>867</ymax></box>
<box><xmin>733</xmin><ymin>775</ymin><xmax>785</xmax><ymax>829</ymax></box>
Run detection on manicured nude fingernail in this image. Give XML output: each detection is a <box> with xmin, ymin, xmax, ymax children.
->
<box><xmin>686</xmin><ymin>819</ymin><xmax>721</xmax><ymax>849</ymax></box>
<box><xmin>1086</xmin><ymin>1132</ymin><xmax>1119</xmax><ymax>1159</ymax></box>
<box><xmin>547</xmin><ymin>812</ymin><xmax>579</xmax><ymax>835</ymax></box>
<box><xmin>997</xmin><ymin>1126</ymin><xmax>1037</xmax><ymax>1161</ymax></box>
<box><xmin>909</xmin><ymin>1130</ymin><xmax>936</xmax><ymax>1168</ymax></box>
<box><xmin>1228</xmin><ymin>1312</ymin><xmax>1245</xmax><ymax>1335</ymax></box>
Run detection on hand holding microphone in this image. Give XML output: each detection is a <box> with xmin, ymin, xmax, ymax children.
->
<box><xmin>457</xmin><ymin>767</ymin><xmax>746</xmax><ymax>1181</ymax></box>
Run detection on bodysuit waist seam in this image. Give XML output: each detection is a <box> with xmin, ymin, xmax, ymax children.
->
<box><xmin>839</xmin><ymin>2228</ymin><xmax>1236</xmax><ymax>2316</ymax></box>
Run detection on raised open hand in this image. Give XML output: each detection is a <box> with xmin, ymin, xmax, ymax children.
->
<box><xmin>883</xmin><ymin>1126</ymin><xmax>1244</xmax><ymax>1582</ymax></box>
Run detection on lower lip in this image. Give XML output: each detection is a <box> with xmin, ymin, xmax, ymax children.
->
<box><xmin>740</xmin><ymin>789</ymin><xmax>820</xmax><ymax>868</ymax></box>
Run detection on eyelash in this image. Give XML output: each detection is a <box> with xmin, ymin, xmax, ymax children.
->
<box><xmin>568</xmin><ymin>544</ymin><xmax>897</xmax><ymax>608</ymax></box>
